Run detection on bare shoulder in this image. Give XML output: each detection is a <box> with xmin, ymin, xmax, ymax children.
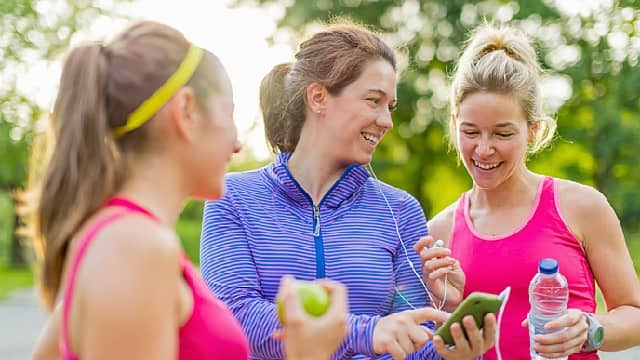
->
<box><xmin>554</xmin><ymin>178</ymin><xmax>618</xmax><ymax>243</ymax></box>
<box><xmin>554</xmin><ymin>178</ymin><xmax>611</xmax><ymax>216</ymax></box>
<box><xmin>427</xmin><ymin>201</ymin><xmax>459</xmax><ymax>246</ymax></box>
<box><xmin>79</xmin><ymin>214</ymin><xmax>182</xmax><ymax>298</ymax></box>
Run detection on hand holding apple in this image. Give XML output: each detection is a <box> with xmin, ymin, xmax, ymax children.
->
<box><xmin>273</xmin><ymin>275</ymin><xmax>348</xmax><ymax>360</ymax></box>
<box><xmin>277</xmin><ymin>279</ymin><xmax>330</xmax><ymax>324</ymax></box>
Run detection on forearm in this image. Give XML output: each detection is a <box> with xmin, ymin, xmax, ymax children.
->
<box><xmin>335</xmin><ymin>313</ymin><xmax>380</xmax><ymax>358</ymax></box>
<box><xmin>598</xmin><ymin>305</ymin><xmax>640</xmax><ymax>351</ymax></box>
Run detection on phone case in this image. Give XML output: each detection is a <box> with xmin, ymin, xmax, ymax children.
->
<box><xmin>435</xmin><ymin>291</ymin><xmax>502</xmax><ymax>345</ymax></box>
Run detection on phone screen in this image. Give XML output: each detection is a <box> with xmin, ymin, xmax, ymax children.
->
<box><xmin>435</xmin><ymin>291</ymin><xmax>502</xmax><ymax>345</ymax></box>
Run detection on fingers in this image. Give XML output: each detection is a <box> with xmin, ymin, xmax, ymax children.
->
<box><xmin>406</xmin><ymin>323</ymin><xmax>430</xmax><ymax>350</ymax></box>
<box><xmin>316</xmin><ymin>279</ymin><xmax>348</xmax><ymax>317</ymax></box>
<box><xmin>432</xmin><ymin>335</ymin><xmax>452</xmax><ymax>357</ymax></box>
<box><xmin>533</xmin><ymin>310</ymin><xmax>588</xmax><ymax>358</ymax></box>
<box><xmin>405</xmin><ymin>307</ymin><xmax>450</xmax><ymax>325</ymax></box>
<box><xmin>419</xmin><ymin>246</ymin><xmax>452</xmax><ymax>264</ymax></box>
<box><xmin>387</xmin><ymin>340</ymin><xmax>408</xmax><ymax>360</ymax></box>
<box><xmin>534</xmin><ymin>328</ymin><xmax>586</xmax><ymax>357</ymax></box>
<box><xmin>465</xmin><ymin>314</ymin><xmax>487</xmax><ymax>352</ymax></box>
<box><xmin>414</xmin><ymin>235</ymin><xmax>434</xmax><ymax>253</ymax></box>
<box><xmin>423</xmin><ymin>257</ymin><xmax>456</xmax><ymax>274</ymax></box>
<box><xmin>279</xmin><ymin>276</ymin><xmax>306</xmax><ymax>325</ymax></box>
<box><xmin>482</xmin><ymin>313</ymin><xmax>497</xmax><ymax>349</ymax></box>
<box><xmin>543</xmin><ymin>309</ymin><xmax>584</xmax><ymax>331</ymax></box>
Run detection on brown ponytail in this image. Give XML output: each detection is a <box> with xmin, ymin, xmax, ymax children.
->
<box><xmin>25</xmin><ymin>20</ymin><xmax>222</xmax><ymax>310</ymax></box>
<box><xmin>260</xmin><ymin>63</ymin><xmax>292</xmax><ymax>153</ymax></box>
<box><xmin>260</xmin><ymin>22</ymin><xmax>396</xmax><ymax>153</ymax></box>
<box><xmin>33</xmin><ymin>43</ymin><xmax>120</xmax><ymax>309</ymax></box>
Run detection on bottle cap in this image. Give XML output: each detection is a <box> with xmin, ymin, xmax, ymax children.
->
<box><xmin>539</xmin><ymin>258</ymin><xmax>558</xmax><ymax>274</ymax></box>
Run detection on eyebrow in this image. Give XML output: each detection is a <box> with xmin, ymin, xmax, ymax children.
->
<box><xmin>460</xmin><ymin>121</ymin><xmax>516</xmax><ymax>128</ymax></box>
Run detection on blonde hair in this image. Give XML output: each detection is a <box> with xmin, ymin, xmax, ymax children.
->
<box><xmin>449</xmin><ymin>24</ymin><xmax>556</xmax><ymax>154</ymax></box>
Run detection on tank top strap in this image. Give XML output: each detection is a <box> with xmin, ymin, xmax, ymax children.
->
<box><xmin>60</xmin><ymin>211</ymin><xmax>128</xmax><ymax>358</ymax></box>
<box><xmin>529</xmin><ymin>176</ymin><xmax>556</xmax><ymax>222</ymax></box>
<box><xmin>60</xmin><ymin>197</ymin><xmax>159</xmax><ymax>359</ymax></box>
<box><xmin>106</xmin><ymin>197</ymin><xmax>159</xmax><ymax>221</ymax></box>
<box><xmin>450</xmin><ymin>191</ymin><xmax>470</xmax><ymax>246</ymax></box>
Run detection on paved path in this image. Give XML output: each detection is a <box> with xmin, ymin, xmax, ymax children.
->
<box><xmin>0</xmin><ymin>288</ymin><xmax>47</xmax><ymax>360</ymax></box>
<box><xmin>1</xmin><ymin>287</ymin><xmax>639</xmax><ymax>359</ymax></box>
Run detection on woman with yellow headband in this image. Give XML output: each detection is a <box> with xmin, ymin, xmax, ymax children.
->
<box><xmin>27</xmin><ymin>20</ymin><xmax>348</xmax><ymax>360</ymax></box>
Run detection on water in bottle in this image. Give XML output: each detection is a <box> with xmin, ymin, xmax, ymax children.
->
<box><xmin>528</xmin><ymin>258</ymin><xmax>569</xmax><ymax>360</ymax></box>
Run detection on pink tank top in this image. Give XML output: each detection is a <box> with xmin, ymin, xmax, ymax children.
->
<box><xmin>450</xmin><ymin>177</ymin><xmax>598</xmax><ymax>360</ymax></box>
<box><xmin>60</xmin><ymin>197</ymin><xmax>249</xmax><ymax>360</ymax></box>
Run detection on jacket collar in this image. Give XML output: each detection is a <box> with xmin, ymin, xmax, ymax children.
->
<box><xmin>267</xmin><ymin>152</ymin><xmax>371</xmax><ymax>208</ymax></box>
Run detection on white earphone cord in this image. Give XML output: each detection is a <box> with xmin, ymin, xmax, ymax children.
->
<box><xmin>368</xmin><ymin>163</ymin><xmax>507</xmax><ymax>359</ymax></box>
<box><xmin>366</xmin><ymin>164</ymin><xmax>447</xmax><ymax>311</ymax></box>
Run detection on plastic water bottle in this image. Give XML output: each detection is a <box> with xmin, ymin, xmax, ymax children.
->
<box><xmin>528</xmin><ymin>258</ymin><xmax>569</xmax><ymax>360</ymax></box>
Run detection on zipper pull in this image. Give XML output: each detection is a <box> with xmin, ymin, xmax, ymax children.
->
<box><xmin>313</xmin><ymin>204</ymin><xmax>321</xmax><ymax>237</ymax></box>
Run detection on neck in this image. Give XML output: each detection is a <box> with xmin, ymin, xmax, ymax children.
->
<box><xmin>470</xmin><ymin>168</ymin><xmax>540</xmax><ymax>210</ymax></box>
<box><xmin>287</xmin><ymin>135</ymin><xmax>347</xmax><ymax>204</ymax></box>
<box><xmin>116</xmin><ymin>155</ymin><xmax>187</xmax><ymax>226</ymax></box>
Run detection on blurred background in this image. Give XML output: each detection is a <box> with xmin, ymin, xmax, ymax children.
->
<box><xmin>1</xmin><ymin>0</ymin><xmax>640</xmax><ymax>357</ymax></box>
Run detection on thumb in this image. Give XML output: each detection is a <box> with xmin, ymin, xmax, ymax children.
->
<box><xmin>406</xmin><ymin>307</ymin><xmax>450</xmax><ymax>325</ymax></box>
<box><xmin>521</xmin><ymin>317</ymin><xmax>529</xmax><ymax>327</ymax></box>
<box><xmin>283</xmin><ymin>282</ymin><xmax>305</xmax><ymax>324</ymax></box>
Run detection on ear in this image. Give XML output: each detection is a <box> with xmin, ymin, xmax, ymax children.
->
<box><xmin>169</xmin><ymin>87</ymin><xmax>200</xmax><ymax>142</ymax></box>
<box><xmin>527</xmin><ymin>119</ymin><xmax>540</xmax><ymax>143</ymax></box>
<box><xmin>306</xmin><ymin>82</ymin><xmax>328</xmax><ymax>115</ymax></box>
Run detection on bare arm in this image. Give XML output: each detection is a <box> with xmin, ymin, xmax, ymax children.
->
<box><xmin>32</xmin><ymin>303</ymin><xmax>61</xmax><ymax>360</ymax></box>
<box><xmin>559</xmin><ymin>180</ymin><xmax>640</xmax><ymax>351</ymax></box>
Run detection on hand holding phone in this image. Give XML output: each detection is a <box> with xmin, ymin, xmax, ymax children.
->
<box><xmin>435</xmin><ymin>291</ymin><xmax>503</xmax><ymax>345</ymax></box>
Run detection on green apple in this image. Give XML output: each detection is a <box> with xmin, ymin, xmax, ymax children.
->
<box><xmin>277</xmin><ymin>280</ymin><xmax>330</xmax><ymax>325</ymax></box>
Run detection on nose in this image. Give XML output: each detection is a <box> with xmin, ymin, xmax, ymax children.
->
<box><xmin>476</xmin><ymin>136</ymin><xmax>495</xmax><ymax>157</ymax></box>
<box><xmin>233</xmin><ymin>138</ymin><xmax>242</xmax><ymax>154</ymax></box>
<box><xmin>376</xmin><ymin>107</ymin><xmax>393</xmax><ymax>130</ymax></box>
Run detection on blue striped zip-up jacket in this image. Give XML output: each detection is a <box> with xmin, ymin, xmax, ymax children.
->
<box><xmin>200</xmin><ymin>153</ymin><xmax>442</xmax><ymax>359</ymax></box>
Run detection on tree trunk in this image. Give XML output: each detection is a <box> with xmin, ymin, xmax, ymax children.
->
<box><xmin>9</xmin><ymin>194</ymin><xmax>27</xmax><ymax>268</ymax></box>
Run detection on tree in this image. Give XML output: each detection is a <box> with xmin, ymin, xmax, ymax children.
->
<box><xmin>236</xmin><ymin>0</ymin><xmax>640</xmax><ymax>235</ymax></box>
<box><xmin>0</xmin><ymin>0</ymin><xmax>131</xmax><ymax>266</ymax></box>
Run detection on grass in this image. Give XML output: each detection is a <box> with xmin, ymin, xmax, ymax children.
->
<box><xmin>0</xmin><ymin>265</ymin><xmax>35</xmax><ymax>300</ymax></box>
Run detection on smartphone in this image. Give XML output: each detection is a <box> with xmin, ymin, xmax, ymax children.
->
<box><xmin>435</xmin><ymin>291</ymin><xmax>503</xmax><ymax>345</ymax></box>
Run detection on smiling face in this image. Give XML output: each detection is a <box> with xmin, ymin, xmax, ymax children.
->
<box><xmin>323</xmin><ymin>59</ymin><xmax>397</xmax><ymax>165</ymax></box>
<box><xmin>455</xmin><ymin>91</ymin><xmax>531</xmax><ymax>190</ymax></box>
<box><xmin>191</xmin><ymin>66</ymin><xmax>241</xmax><ymax>199</ymax></box>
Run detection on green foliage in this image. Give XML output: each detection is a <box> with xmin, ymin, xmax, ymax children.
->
<box><xmin>1</xmin><ymin>0</ymin><xmax>131</xmax><ymax>268</ymax></box>
<box><xmin>0</xmin><ymin>265</ymin><xmax>34</xmax><ymax>300</ymax></box>
<box><xmin>176</xmin><ymin>218</ymin><xmax>202</xmax><ymax>265</ymax></box>
<box><xmin>0</xmin><ymin>191</ymin><xmax>14</xmax><ymax>264</ymax></box>
<box><xmin>235</xmin><ymin>0</ymin><xmax>640</xmax><ymax>238</ymax></box>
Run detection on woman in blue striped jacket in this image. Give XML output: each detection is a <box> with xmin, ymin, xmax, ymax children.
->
<box><xmin>200</xmin><ymin>23</ymin><xmax>496</xmax><ymax>360</ymax></box>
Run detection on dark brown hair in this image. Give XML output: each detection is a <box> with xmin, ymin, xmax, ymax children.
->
<box><xmin>26</xmin><ymin>20</ymin><xmax>222</xmax><ymax>309</ymax></box>
<box><xmin>260</xmin><ymin>22</ymin><xmax>396</xmax><ymax>153</ymax></box>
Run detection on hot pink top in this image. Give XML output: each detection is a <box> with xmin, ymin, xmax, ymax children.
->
<box><xmin>450</xmin><ymin>177</ymin><xmax>598</xmax><ymax>359</ymax></box>
<box><xmin>60</xmin><ymin>197</ymin><xmax>249</xmax><ymax>360</ymax></box>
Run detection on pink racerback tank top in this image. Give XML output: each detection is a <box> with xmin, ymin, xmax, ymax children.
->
<box><xmin>450</xmin><ymin>177</ymin><xmax>598</xmax><ymax>359</ymax></box>
<box><xmin>60</xmin><ymin>197</ymin><xmax>249</xmax><ymax>360</ymax></box>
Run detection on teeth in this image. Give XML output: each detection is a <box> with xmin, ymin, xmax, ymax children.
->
<box><xmin>473</xmin><ymin>160</ymin><xmax>500</xmax><ymax>170</ymax></box>
<box><xmin>361</xmin><ymin>132</ymin><xmax>379</xmax><ymax>145</ymax></box>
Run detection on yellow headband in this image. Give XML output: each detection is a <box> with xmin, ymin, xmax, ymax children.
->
<box><xmin>112</xmin><ymin>45</ymin><xmax>204</xmax><ymax>138</ymax></box>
